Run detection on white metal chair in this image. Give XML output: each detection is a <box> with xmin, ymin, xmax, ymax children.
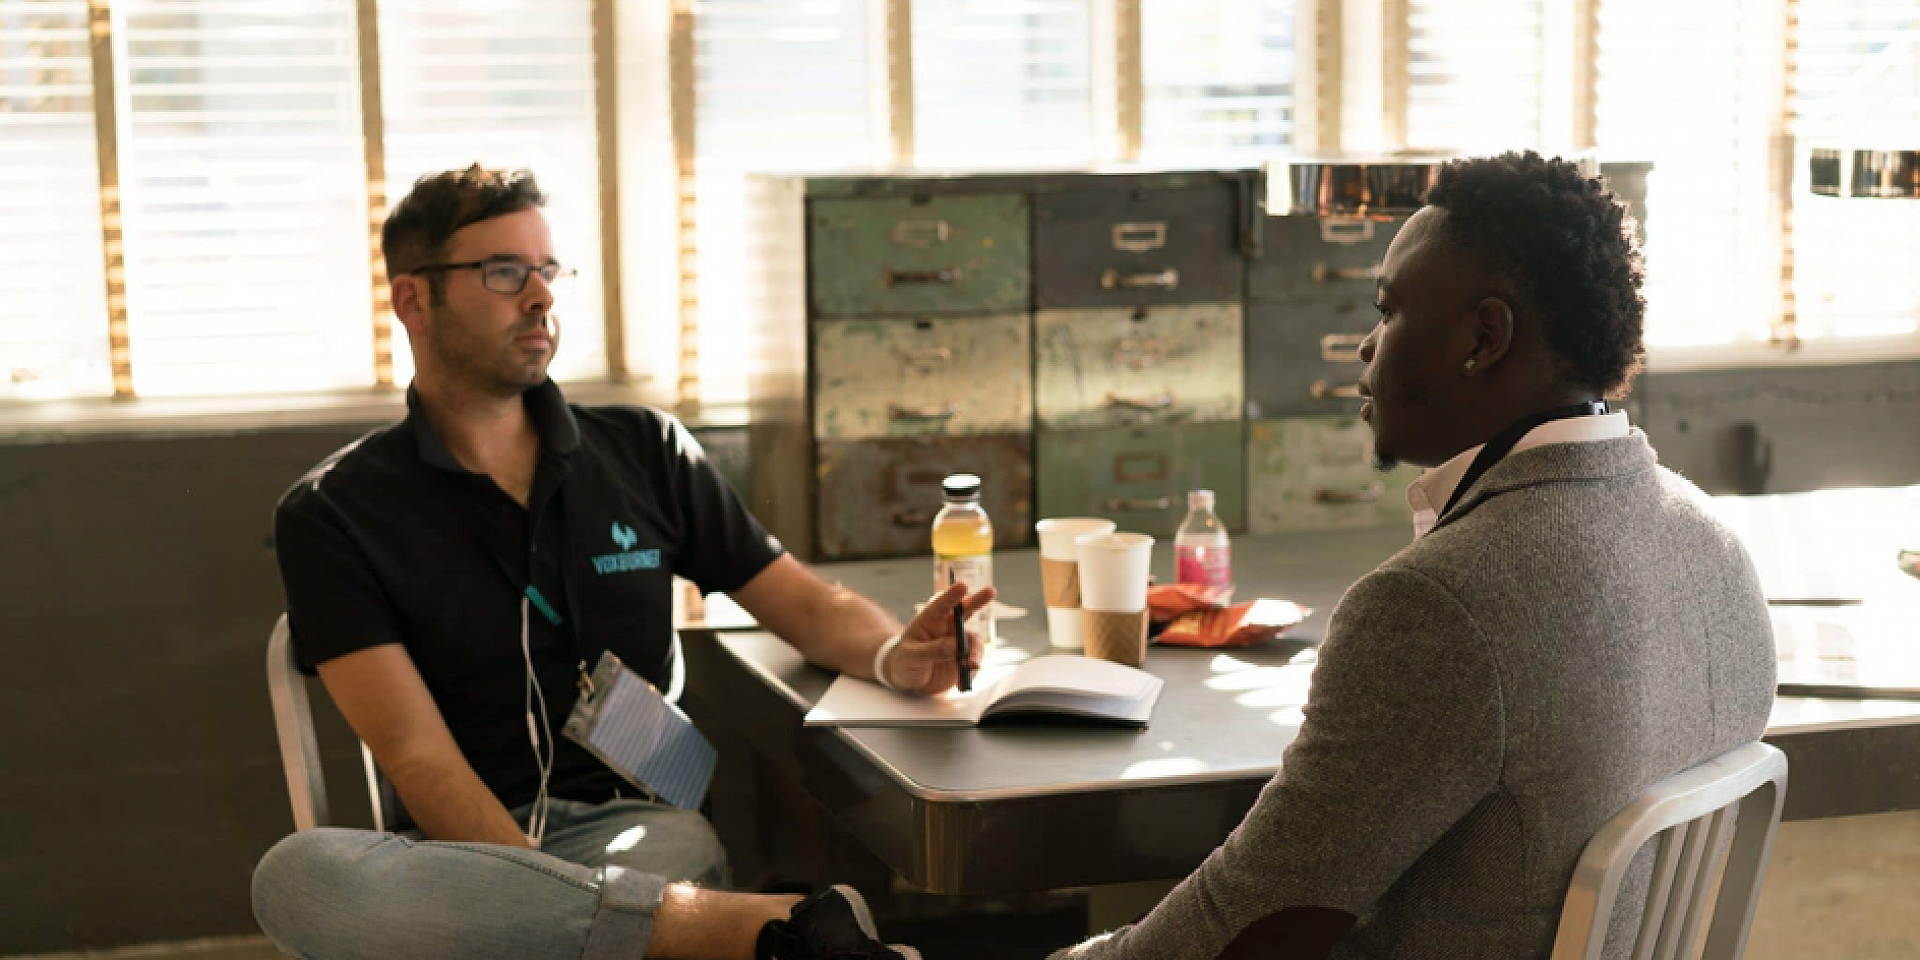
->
<box><xmin>265</xmin><ymin>613</ymin><xmax>401</xmax><ymax>831</ymax></box>
<box><xmin>266</xmin><ymin>612</ymin><xmax>694</xmax><ymax>832</ymax></box>
<box><xmin>1551</xmin><ymin>741</ymin><xmax>1789</xmax><ymax>960</ymax></box>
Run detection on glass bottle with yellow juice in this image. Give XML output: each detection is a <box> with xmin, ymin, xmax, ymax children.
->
<box><xmin>931</xmin><ymin>473</ymin><xmax>995</xmax><ymax>645</ymax></box>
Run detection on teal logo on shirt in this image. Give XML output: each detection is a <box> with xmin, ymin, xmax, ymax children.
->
<box><xmin>594</xmin><ymin>521</ymin><xmax>660</xmax><ymax>574</ymax></box>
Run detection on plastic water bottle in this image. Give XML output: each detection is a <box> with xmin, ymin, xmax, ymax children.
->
<box><xmin>1174</xmin><ymin>489</ymin><xmax>1232</xmax><ymax>589</ymax></box>
<box><xmin>931</xmin><ymin>473</ymin><xmax>995</xmax><ymax>643</ymax></box>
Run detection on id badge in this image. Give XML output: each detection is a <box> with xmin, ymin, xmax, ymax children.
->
<box><xmin>562</xmin><ymin>650</ymin><xmax>716</xmax><ymax>810</ymax></box>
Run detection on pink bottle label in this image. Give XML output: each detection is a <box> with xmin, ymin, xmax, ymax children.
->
<box><xmin>1176</xmin><ymin>544</ymin><xmax>1232</xmax><ymax>588</ymax></box>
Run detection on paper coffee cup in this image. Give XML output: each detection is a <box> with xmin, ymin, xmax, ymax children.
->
<box><xmin>1074</xmin><ymin>532</ymin><xmax>1154</xmax><ymax>614</ymax></box>
<box><xmin>1036</xmin><ymin>518</ymin><xmax>1116</xmax><ymax>650</ymax></box>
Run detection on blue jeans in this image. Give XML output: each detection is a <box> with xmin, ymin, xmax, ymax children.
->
<box><xmin>252</xmin><ymin>798</ymin><xmax>730</xmax><ymax>959</ymax></box>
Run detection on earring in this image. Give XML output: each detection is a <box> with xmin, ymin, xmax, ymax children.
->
<box><xmin>1463</xmin><ymin>358</ymin><xmax>1477</xmax><ymax>374</ymax></box>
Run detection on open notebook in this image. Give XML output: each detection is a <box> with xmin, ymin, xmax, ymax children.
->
<box><xmin>804</xmin><ymin>655</ymin><xmax>1164</xmax><ymax>728</ymax></box>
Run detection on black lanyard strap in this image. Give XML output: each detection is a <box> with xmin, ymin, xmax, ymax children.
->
<box><xmin>1440</xmin><ymin>400</ymin><xmax>1611</xmax><ymax>518</ymax></box>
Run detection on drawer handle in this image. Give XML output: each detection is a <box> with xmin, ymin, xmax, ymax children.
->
<box><xmin>1321</xmin><ymin>333</ymin><xmax>1367</xmax><ymax>364</ymax></box>
<box><xmin>1320</xmin><ymin>219</ymin><xmax>1376</xmax><ymax>244</ymax></box>
<box><xmin>891</xmin><ymin>507</ymin><xmax>935</xmax><ymax>527</ymax></box>
<box><xmin>1100</xmin><ymin>267</ymin><xmax>1180</xmax><ymax>290</ymax></box>
<box><xmin>1107</xmin><ymin>496</ymin><xmax>1173</xmax><ymax>512</ymax></box>
<box><xmin>1105</xmin><ymin>391</ymin><xmax>1175</xmax><ymax>412</ymax></box>
<box><xmin>1111</xmin><ymin>221</ymin><xmax>1168</xmax><ymax>253</ymax></box>
<box><xmin>889</xmin><ymin>402</ymin><xmax>959</xmax><ymax>421</ymax></box>
<box><xmin>889</xmin><ymin>219</ymin><xmax>951</xmax><ymax>249</ymax></box>
<box><xmin>1312</xmin><ymin>263</ymin><xmax>1381</xmax><ymax>282</ymax></box>
<box><xmin>1113</xmin><ymin>451</ymin><xmax>1169</xmax><ymax>484</ymax></box>
<box><xmin>1313</xmin><ymin>483</ymin><xmax>1383</xmax><ymax>505</ymax></box>
<box><xmin>893</xmin><ymin>346</ymin><xmax>952</xmax><ymax>368</ymax></box>
<box><xmin>1310</xmin><ymin>380</ymin><xmax>1364</xmax><ymax>400</ymax></box>
<box><xmin>884</xmin><ymin>267</ymin><xmax>961</xmax><ymax>286</ymax></box>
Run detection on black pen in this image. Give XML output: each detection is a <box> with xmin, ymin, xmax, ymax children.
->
<box><xmin>951</xmin><ymin>569</ymin><xmax>972</xmax><ymax>693</ymax></box>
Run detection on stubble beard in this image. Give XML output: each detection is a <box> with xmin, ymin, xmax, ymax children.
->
<box><xmin>426</xmin><ymin>306</ymin><xmax>551</xmax><ymax>398</ymax></box>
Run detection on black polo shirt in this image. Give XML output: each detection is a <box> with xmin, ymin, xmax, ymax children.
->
<box><xmin>274</xmin><ymin>379</ymin><xmax>782</xmax><ymax>812</ymax></box>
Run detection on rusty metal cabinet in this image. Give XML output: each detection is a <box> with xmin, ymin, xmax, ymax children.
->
<box><xmin>750</xmin><ymin>170</ymin><xmax>1261</xmax><ymax>560</ymax></box>
<box><xmin>810</xmin><ymin>194</ymin><xmax>1031</xmax><ymax>317</ymax></box>
<box><xmin>1036</xmin><ymin>421</ymin><xmax>1245</xmax><ymax>538</ymax></box>
<box><xmin>815</xmin><ymin>435</ymin><xmax>1034</xmax><ymax>559</ymax></box>
<box><xmin>1245</xmin><ymin>417</ymin><xmax>1416</xmax><ymax>533</ymax></box>
<box><xmin>1034</xmin><ymin>302</ymin><xmax>1243</xmax><ymax>429</ymax></box>
<box><xmin>812</xmin><ymin>314</ymin><xmax>1031</xmax><ymax>440</ymax></box>
<box><xmin>1244</xmin><ymin>215</ymin><xmax>1400</xmax><ymax>419</ymax></box>
<box><xmin>1033</xmin><ymin>177</ymin><xmax>1245</xmax><ymax>308</ymax></box>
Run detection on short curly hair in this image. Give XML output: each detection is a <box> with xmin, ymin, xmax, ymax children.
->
<box><xmin>1423</xmin><ymin>151</ymin><xmax>1646</xmax><ymax>395</ymax></box>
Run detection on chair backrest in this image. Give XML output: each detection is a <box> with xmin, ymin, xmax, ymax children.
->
<box><xmin>265</xmin><ymin>614</ymin><xmax>398</xmax><ymax>832</ymax></box>
<box><xmin>1551</xmin><ymin>741</ymin><xmax>1789</xmax><ymax>960</ymax></box>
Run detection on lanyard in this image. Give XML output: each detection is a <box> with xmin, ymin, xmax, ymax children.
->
<box><xmin>1440</xmin><ymin>400</ymin><xmax>1611</xmax><ymax>518</ymax></box>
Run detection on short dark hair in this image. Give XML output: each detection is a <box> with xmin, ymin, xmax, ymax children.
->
<box><xmin>381</xmin><ymin>164</ymin><xmax>546</xmax><ymax>285</ymax></box>
<box><xmin>1423</xmin><ymin>151</ymin><xmax>1646</xmax><ymax>395</ymax></box>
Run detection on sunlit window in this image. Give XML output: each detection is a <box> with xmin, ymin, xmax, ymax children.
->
<box><xmin>1791</xmin><ymin>0</ymin><xmax>1920</xmax><ymax>341</ymax></box>
<box><xmin>1405</xmin><ymin>0</ymin><xmax>1543</xmax><ymax>153</ymax></box>
<box><xmin>379</xmin><ymin>0</ymin><xmax>606</xmax><ymax>385</ymax></box>
<box><xmin>115</xmin><ymin>0</ymin><xmax>372</xmax><ymax>397</ymax></box>
<box><xmin>1138</xmin><ymin>0</ymin><xmax>1295</xmax><ymax>165</ymax></box>
<box><xmin>0</xmin><ymin>0</ymin><xmax>111</xmax><ymax>399</ymax></box>
<box><xmin>912</xmin><ymin>0</ymin><xmax>1095</xmax><ymax>169</ymax></box>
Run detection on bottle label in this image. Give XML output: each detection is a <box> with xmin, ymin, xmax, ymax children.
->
<box><xmin>934</xmin><ymin>555</ymin><xmax>996</xmax><ymax>640</ymax></box>
<box><xmin>1175</xmin><ymin>543</ymin><xmax>1232</xmax><ymax>588</ymax></box>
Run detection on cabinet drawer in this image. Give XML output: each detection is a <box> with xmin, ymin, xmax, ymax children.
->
<box><xmin>1248</xmin><ymin>214</ymin><xmax>1402</xmax><ymax>302</ymax></box>
<box><xmin>815</xmin><ymin>435</ymin><xmax>1034</xmax><ymax>560</ymax></box>
<box><xmin>812</xmin><ymin>314</ymin><xmax>1032</xmax><ymax>440</ymax></box>
<box><xmin>1033</xmin><ymin>180</ymin><xmax>1243</xmax><ymax>308</ymax></box>
<box><xmin>1245</xmin><ymin>300</ymin><xmax>1372</xmax><ymax>419</ymax></box>
<box><xmin>1246</xmin><ymin>417</ymin><xmax>1416</xmax><ymax>533</ymax></box>
<box><xmin>810</xmin><ymin>194</ymin><xmax>1031</xmax><ymax>317</ymax></box>
<box><xmin>1036</xmin><ymin>421</ymin><xmax>1244</xmax><ymax>538</ymax></box>
<box><xmin>1035</xmin><ymin>302</ymin><xmax>1243</xmax><ymax>429</ymax></box>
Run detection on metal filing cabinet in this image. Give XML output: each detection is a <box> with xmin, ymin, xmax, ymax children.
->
<box><xmin>1246</xmin><ymin>417</ymin><xmax>1414</xmax><ymax>532</ymax></box>
<box><xmin>748</xmin><ymin>170</ymin><xmax>1258</xmax><ymax>560</ymax></box>
<box><xmin>1244</xmin><ymin>215</ymin><xmax>1399</xmax><ymax>420</ymax></box>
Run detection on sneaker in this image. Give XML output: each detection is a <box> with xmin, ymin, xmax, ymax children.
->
<box><xmin>755</xmin><ymin>884</ymin><xmax>923</xmax><ymax>960</ymax></box>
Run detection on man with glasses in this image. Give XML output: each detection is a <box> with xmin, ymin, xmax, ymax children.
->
<box><xmin>253</xmin><ymin>165</ymin><xmax>981</xmax><ymax>960</ymax></box>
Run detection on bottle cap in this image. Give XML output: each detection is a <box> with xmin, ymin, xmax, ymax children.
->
<box><xmin>1188</xmin><ymin>489</ymin><xmax>1215</xmax><ymax>510</ymax></box>
<box><xmin>942</xmin><ymin>473</ymin><xmax>982</xmax><ymax>499</ymax></box>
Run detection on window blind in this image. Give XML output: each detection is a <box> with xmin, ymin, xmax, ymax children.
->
<box><xmin>912</xmin><ymin>0</ymin><xmax>1095</xmax><ymax>168</ymax></box>
<box><xmin>1138</xmin><ymin>0</ymin><xmax>1295</xmax><ymax>165</ymax></box>
<box><xmin>1405</xmin><ymin>0</ymin><xmax>1544</xmax><ymax>153</ymax></box>
<box><xmin>379</xmin><ymin>0</ymin><xmax>606</xmax><ymax>385</ymax></box>
<box><xmin>693</xmin><ymin>0</ymin><xmax>877</xmax><ymax>406</ymax></box>
<box><xmin>112</xmin><ymin>0</ymin><xmax>373</xmax><ymax>397</ymax></box>
<box><xmin>0</xmin><ymin>0</ymin><xmax>112</xmax><ymax>399</ymax></box>
<box><xmin>1594</xmin><ymin>0</ymin><xmax>1763</xmax><ymax>346</ymax></box>
<box><xmin>1790</xmin><ymin>0</ymin><xmax>1920</xmax><ymax>340</ymax></box>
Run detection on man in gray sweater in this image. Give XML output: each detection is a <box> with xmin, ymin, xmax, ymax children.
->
<box><xmin>1047</xmin><ymin>153</ymin><xmax>1776</xmax><ymax>959</ymax></box>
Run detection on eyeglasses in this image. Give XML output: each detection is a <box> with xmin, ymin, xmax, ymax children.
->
<box><xmin>413</xmin><ymin>258</ymin><xmax>577</xmax><ymax>297</ymax></box>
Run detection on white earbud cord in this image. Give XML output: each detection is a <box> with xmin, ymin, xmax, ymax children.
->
<box><xmin>521</xmin><ymin>595</ymin><xmax>555</xmax><ymax>847</ymax></box>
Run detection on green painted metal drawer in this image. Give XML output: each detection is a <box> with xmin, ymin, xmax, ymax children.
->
<box><xmin>812</xmin><ymin>314</ymin><xmax>1032</xmax><ymax>441</ymax></box>
<box><xmin>1247</xmin><ymin>215</ymin><xmax>1401</xmax><ymax>302</ymax></box>
<box><xmin>814</xmin><ymin>434</ymin><xmax>1034</xmax><ymax>560</ymax></box>
<box><xmin>1036</xmin><ymin>421</ymin><xmax>1245</xmax><ymax>538</ymax></box>
<box><xmin>1035</xmin><ymin>302</ymin><xmax>1243</xmax><ymax>429</ymax></box>
<box><xmin>810</xmin><ymin>194</ymin><xmax>1031</xmax><ymax>317</ymax></box>
<box><xmin>1033</xmin><ymin>179</ymin><xmax>1244</xmax><ymax>308</ymax></box>
<box><xmin>1246</xmin><ymin>417</ymin><xmax>1416</xmax><ymax>533</ymax></box>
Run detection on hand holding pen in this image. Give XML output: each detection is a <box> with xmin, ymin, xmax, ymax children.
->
<box><xmin>883</xmin><ymin>582</ymin><xmax>994</xmax><ymax>695</ymax></box>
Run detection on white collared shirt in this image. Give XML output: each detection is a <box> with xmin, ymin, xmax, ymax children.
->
<box><xmin>1407</xmin><ymin>411</ymin><xmax>1629</xmax><ymax>538</ymax></box>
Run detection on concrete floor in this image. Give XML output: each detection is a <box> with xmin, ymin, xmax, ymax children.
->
<box><xmin>11</xmin><ymin>811</ymin><xmax>1916</xmax><ymax>960</ymax></box>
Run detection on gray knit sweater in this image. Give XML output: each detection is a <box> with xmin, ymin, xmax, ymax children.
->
<box><xmin>1052</xmin><ymin>431</ymin><xmax>1776</xmax><ymax>960</ymax></box>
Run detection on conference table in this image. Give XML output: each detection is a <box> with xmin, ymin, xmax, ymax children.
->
<box><xmin>680</xmin><ymin>487</ymin><xmax>1920</xmax><ymax>897</ymax></box>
